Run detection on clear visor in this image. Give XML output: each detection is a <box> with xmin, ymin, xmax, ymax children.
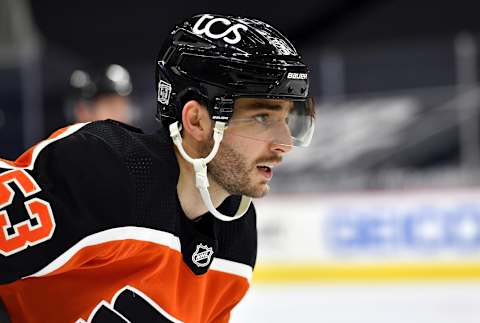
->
<box><xmin>225</xmin><ymin>97</ymin><xmax>315</xmax><ymax>147</ymax></box>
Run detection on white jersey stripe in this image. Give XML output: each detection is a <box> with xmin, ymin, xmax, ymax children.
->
<box><xmin>27</xmin><ymin>227</ymin><xmax>181</xmax><ymax>278</ymax></box>
<box><xmin>0</xmin><ymin>122</ymin><xmax>90</xmax><ymax>170</ymax></box>
<box><xmin>210</xmin><ymin>258</ymin><xmax>253</xmax><ymax>282</ymax></box>
<box><xmin>25</xmin><ymin>226</ymin><xmax>252</xmax><ymax>281</ymax></box>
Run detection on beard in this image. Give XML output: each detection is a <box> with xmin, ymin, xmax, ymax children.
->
<box><xmin>203</xmin><ymin>139</ymin><xmax>277</xmax><ymax>198</ymax></box>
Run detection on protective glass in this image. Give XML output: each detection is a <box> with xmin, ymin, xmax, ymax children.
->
<box><xmin>225</xmin><ymin>97</ymin><xmax>315</xmax><ymax>147</ymax></box>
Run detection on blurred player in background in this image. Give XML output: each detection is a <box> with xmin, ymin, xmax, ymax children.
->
<box><xmin>0</xmin><ymin>14</ymin><xmax>314</xmax><ymax>322</ymax></box>
<box><xmin>65</xmin><ymin>63</ymin><xmax>134</xmax><ymax>124</ymax></box>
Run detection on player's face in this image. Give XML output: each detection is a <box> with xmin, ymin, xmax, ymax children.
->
<box><xmin>91</xmin><ymin>95</ymin><xmax>132</xmax><ymax>124</ymax></box>
<box><xmin>206</xmin><ymin>98</ymin><xmax>294</xmax><ymax>198</ymax></box>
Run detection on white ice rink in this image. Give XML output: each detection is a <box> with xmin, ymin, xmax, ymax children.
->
<box><xmin>231</xmin><ymin>282</ymin><xmax>480</xmax><ymax>323</ymax></box>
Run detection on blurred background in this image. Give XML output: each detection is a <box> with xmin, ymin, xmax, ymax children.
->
<box><xmin>2</xmin><ymin>0</ymin><xmax>480</xmax><ymax>322</ymax></box>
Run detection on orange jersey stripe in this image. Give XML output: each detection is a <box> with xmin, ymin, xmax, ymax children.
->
<box><xmin>12</xmin><ymin>126</ymin><xmax>71</xmax><ymax>168</ymax></box>
<box><xmin>0</xmin><ymin>124</ymin><xmax>86</xmax><ymax>169</ymax></box>
<box><xmin>0</xmin><ymin>239</ymin><xmax>249</xmax><ymax>323</ymax></box>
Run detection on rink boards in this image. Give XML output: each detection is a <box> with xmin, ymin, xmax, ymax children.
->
<box><xmin>253</xmin><ymin>189</ymin><xmax>480</xmax><ymax>282</ymax></box>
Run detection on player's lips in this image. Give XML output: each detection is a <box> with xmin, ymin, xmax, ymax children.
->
<box><xmin>256</xmin><ymin>163</ymin><xmax>276</xmax><ymax>180</ymax></box>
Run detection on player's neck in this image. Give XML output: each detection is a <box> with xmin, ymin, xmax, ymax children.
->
<box><xmin>174</xmin><ymin>146</ymin><xmax>229</xmax><ymax>221</ymax></box>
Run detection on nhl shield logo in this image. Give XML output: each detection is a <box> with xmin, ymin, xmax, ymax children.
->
<box><xmin>192</xmin><ymin>243</ymin><xmax>214</xmax><ymax>267</ymax></box>
<box><xmin>157</xmin><ymin>80</ymin><xmax>172</xmax><ymax>105</ymax></box>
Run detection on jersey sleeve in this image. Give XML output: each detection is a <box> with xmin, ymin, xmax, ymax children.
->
<box><xmin>0</xmin><ymin>125</ymin><xmax>135</xmax><ymax>284</ymax></box>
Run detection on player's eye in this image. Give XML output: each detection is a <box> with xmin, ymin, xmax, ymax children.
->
<box><xmin>253</xmin><ymin>114</ymin><xmax>272</xmax><ymax>125</ymax></box>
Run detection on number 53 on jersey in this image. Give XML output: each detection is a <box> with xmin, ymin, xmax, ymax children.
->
<box><xmin>0</xmin><ymin>169</ymin><xmax>55</xmax><ymax>256</ymax></box>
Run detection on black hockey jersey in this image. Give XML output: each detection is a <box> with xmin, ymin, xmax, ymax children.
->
<box><xmin>0</xmin><ymin>120</ymin><xmax>257</xmax><ymax>323</ymax></box>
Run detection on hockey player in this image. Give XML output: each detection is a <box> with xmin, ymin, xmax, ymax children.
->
<box><xmin>65</xmin><ymin>64</ymin><xmax>134</xmax><ymax>124</ymax></box>
<box><xmin>0</xmin><ymin>14</ymin><xmax>314</xmax><ymax>322</ymax></box>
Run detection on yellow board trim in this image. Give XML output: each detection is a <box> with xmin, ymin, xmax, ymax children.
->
<box><xmin>253</xmin><ymin>263</ymin><xmax>480</xmax><ymax>283</ymax></box>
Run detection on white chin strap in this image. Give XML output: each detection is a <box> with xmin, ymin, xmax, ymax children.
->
<box><xmin>169</xmin><ymin>121</ymin><xmax>252</xmax><ymax>222</ymax></box>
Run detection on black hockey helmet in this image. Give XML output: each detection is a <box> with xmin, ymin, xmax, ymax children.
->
<box><xmin>69</xmin><ymin>64</ymin><xmax>132</xmax><ymax>102</ymax></box>
<box><xmin>64</xmin><ymin>64</ymin><xmax>133</xmax><ymax>122</ymax></box>
<box><xmin>156</xmin><ymin>13</ymin><xmax>314</xmax><ymax>147</ymax></box>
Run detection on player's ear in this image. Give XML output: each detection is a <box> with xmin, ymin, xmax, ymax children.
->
<box><xmin>181</xmin><ymin>100</ymin><xmax>212</xmax><ymax>141</ymax></box>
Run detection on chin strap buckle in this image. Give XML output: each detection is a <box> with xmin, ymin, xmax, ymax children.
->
<box><xmin>193</xmin><ymin>159</ymin><xmax>209</xmax><ymax>190</ymax></box>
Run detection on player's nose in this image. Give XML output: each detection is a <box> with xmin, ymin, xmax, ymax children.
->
<box><xmin>269</xmin><ymin>121</ymin><xmax>293</xmax><ymax>155</ymax></box>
